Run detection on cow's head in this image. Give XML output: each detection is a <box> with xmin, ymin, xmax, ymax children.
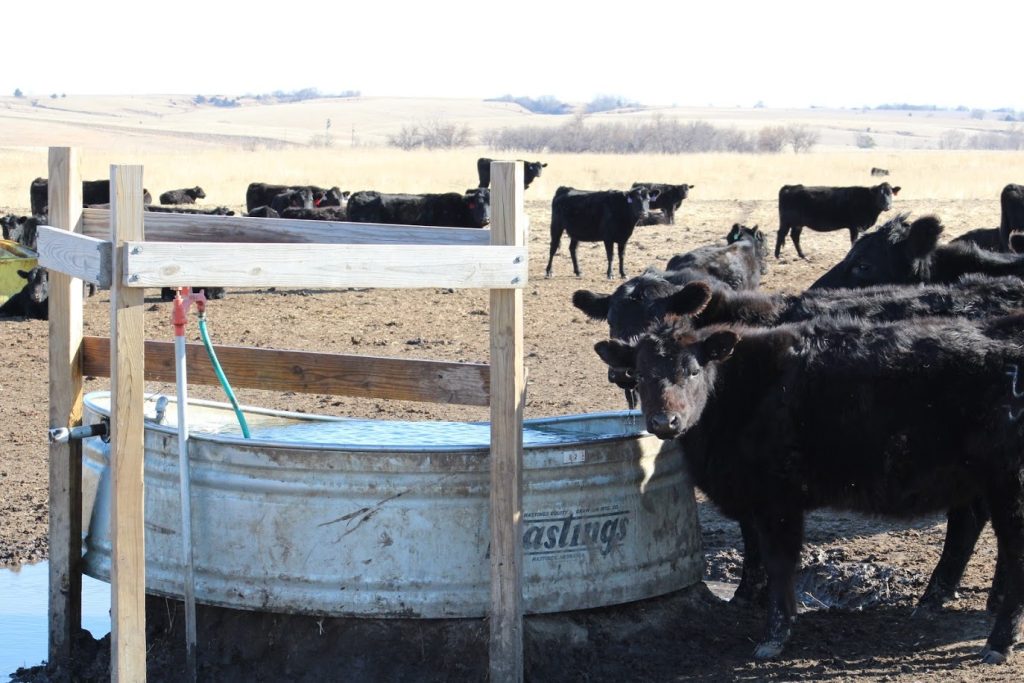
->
<box><xmin>872</xmin><ymin>182</ymin><xmax>901</xmax><ymax>211</ymax></box>
<box><xmin>726</xmin><ymin>223</ymin><xmax>769</xmax><ymax>273</ymax></box>
<box><xmin>523</xmin><ymin>161</ymin><xmax>547</xmax><ymax>188</ymax></box>
<box><xmin>192</xmin><ymin>186</ymin><xmax>207</xmax><ymax>199</ymax></box>
<box><xmin>626</xmin><ymin>186</ymin><xmax>656</xmax><ymax>221</ymax></box>
<box><xmin>464</xmin><ymin>188</ymin><xmax>491</xmax><ymax>227</ymax></box>
<box><xmin>809</xmin><ymin>213</ymin><xmax>942</xmax><ymax>289</ymax></box>
<box><xmin>577</xmin><ymin>278</ymin><xmax>713</xmax><ymax>408</ymax></box>
<box><xmin>17</xmin><ymin>267</ymin><xmax>49</xmax><ymax>305</ymax></box>
<box><xmin>317</xmin><ymin>187</ymin><xmax>349</xmax><ymax>208</ymax></box>
<box><xmin>595</xmin><ymin>322</ymin><xmax>737</xmax><ymax>439</ymax></box>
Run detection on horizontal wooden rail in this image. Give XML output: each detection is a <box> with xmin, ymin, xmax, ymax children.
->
<box><xmin>36</xmin><ymin>226</ymin><xmax>112</xmax><ymax>287</ymax></box>
<box><xmin>82</xmin><ymin>208</ymin><xmax>492</xmax><ymax>246</ymax></box>
<box><xmin>81</xmin><ymin>336</ymin><xmax>491</xmax><ymax>406</ymax></box>
<box><xmin>121</xmin><ymin>242</ymin><xmax>527</xmax><ymax>290</ymax></box>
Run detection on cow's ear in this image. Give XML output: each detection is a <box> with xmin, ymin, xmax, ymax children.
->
<box><xmin>701</xmin><ymin>330</ymin><xmax>739</xmax><ymax>363</ymax></box>
<box><xmin>572</xmin><ymin>290</ymin><xmax>611</xmax><ymax>320</ymax></box>
<box><xmin>906</xmin><ymin>215</ymin><xmax>943</xmax><ymax>259</ymax></box>
<box><xmin>666</xmin><ymin>282</ymin><xmax>712</xmax><ymax>317</ymax></box>
<box><xmin>541</xmin><ymin>163</ymin><xmax>548</xmax><ymax>168</ymax></box>
<box><xmin>727</xmin><ymin>224</ymin><xmax>741</xmax><ymax>241</ymax></box>
<box><xmin>594</xmin><ymin>339</ymin><xmax>636</xmax><ymax>369</ymax></box>
<box><xmin>892</xmin><ymin>186</ymin><xmax>902</xmax><ymax>195</ymax></box>
<box><xmin>16</xmin><ymin>269</ymin><xmax>29</xmax><ymax>279</ymax></box>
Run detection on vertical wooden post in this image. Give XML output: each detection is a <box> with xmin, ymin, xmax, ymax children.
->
<box><xmin>47</xmin><ymin>147</ymin><xmax>84</xmax><ymax>671</ymax></box>
<box><xmin>488</xmin><ymin>160</ymin><xmax>526</xmax><ymax>682</ymax></box>
<box><xmin>109</xmin><ymin>165</ymin><xmax>147</xmax><ymax>682</ymax></box>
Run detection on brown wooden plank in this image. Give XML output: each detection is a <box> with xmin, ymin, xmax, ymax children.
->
<box><xmin>488</xmin><ymin>161</ymin><xmax>526</xmax><ymax>683</ymax></box>
<box><xmin>108</xmin><ymin>165</ymin><xmax>147</xmax><ymax>683</ymax></box>
<box><xmin>81</xmin><ymin>337</ymin><xmax>491</xmax><ymax>406</ymax></box>
<box><xmin>47</xmin><ymin>146</ymin><xmax>84</xmax><ymax>670</ymax></box>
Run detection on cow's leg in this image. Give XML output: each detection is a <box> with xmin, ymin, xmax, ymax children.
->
<box><xmin>665</xmin><ymin>207</ymin><xmax>675</xmax><ymax>225</ymax></box>
<box><xmin>731</xmin><ymin>518</ymin><xmax>768</xmax><ymax>607</ymax></box>
<box><xmin>979</xmin><ymin>482</ymin><xmax>1024</xmax><ymax>664</ymax></box>
<box><xmin>790</xmin><ymin>227</ymin><xmax>806</xmax><ymax>259</ymax></box>
<box><xmin>752</xmin><ymin>510</ymin><xmax>804</xmax><ymax>660</ymax></box>
<box><xmin>774</xmin><ymin>225</ymin><xmax>791</xmax><ymax>258</ymax></box>
<box><xmin>569</xmin><ymin>238</ymin><xmax>582</xmax><ymax>277</ymax></box>
<box><xmin>545</xmin><ymin>225</ymin><xmax>563</xmax><ymax>278</ymax></box>
<box><xmin>614</xmin><ymin>241</ymin><xmax>627</xmax><ymax>279</ymax></box>
<box><xmin>848</xmin><ymin>226</ymin><xmax>861</xmax><ymax>245</ymax></box>
<box><xmin>918</xmin><ymin>498</ymin><xmax>989</xmax><ymax>611</ymax></box>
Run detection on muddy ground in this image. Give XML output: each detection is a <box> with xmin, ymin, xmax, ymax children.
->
<box><xmin>3</xmin><ymin>195</ymin><xmax>1023</xmax><ymax>681</ymax></box>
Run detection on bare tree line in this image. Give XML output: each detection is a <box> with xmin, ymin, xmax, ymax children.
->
<box><xmin>387</xmin><ymin>114</ymin><xmax>821</xmax><ymax>154</ymax></box>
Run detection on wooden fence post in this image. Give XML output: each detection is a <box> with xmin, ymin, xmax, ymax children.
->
<box><xmin>47</xmin><ymin>146</ymin><xmax>84</xmax><ymax>671</ymax></box>
<box><xmin>488</xmin><ymin>160</ymin><xmax>526</xmax><ymax>682</ymax></box>
<box><xmin>109</xmin><ymin>165</ymin><xmax>147</xmax><ymax>682</ymax></box>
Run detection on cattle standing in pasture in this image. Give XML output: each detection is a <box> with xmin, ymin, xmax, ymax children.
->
<box><xmin>0</xmin><ymin>267</ymin><xmax>48</xmax><ymax>320</ymax></box>
<box><xmin>1000</xmin><ymin>183</ymin><xmax>1024</xmax><ymax>252</ymax></box>
<box><xmin>810</xmin><ymin>213</ymin><xmax>1024</xmax><ymax>289</ymax></box>
<box><xmin>346</xmin><ymin>189</ymin><xmax>490</xmax><ymax>228</ymax></box>
<box><xmin>159</xmin><ymin>186</ymin><xmax>207</xmax><ymax>205</ymax></box>
<box><xmin>870</xmin><ymin>167</ymin><xmax>890</xmax><ymax>176</ymax></box>
<box><xmin>476</xmin><ymin>158</ymin><xmax>547</xmax><ymax>190</ymax></box>
<box><xmin>665</xmin><ymin>224</ymin><xmax>768</xmax><ymax>291</ymax></box>
<box><xmin>1</xmin><ymin>214</ymin><xmax>42</xmax><ymax>251</ymax></box>
<box><xmin>776</xmin><ymin>182</ymin><xmax>901</xmax><ymax>259</ymax></box>
<box><xmin>594</xmin><ymin>314</ymin><xmax>1024</xmax><ymax>663</ymax></box>
<box><xmin>245</xmin><ymin>183</ymin><xmax>346</xmax><ymax>213</ymax></box>
<box><xmin>575</xmin><ymin>272</ymin><xmax>1024</xmax><ymax>609</ymax></box>
<box><xmin>631</xmin><ymin>182</ymin><xmax>693</xmax><ymax>225</ymax></box>
<box><xmin>30</xmin><ymin>178</ymin><xmax>152</xmax><ymax>215</ymax></box>
<box><xmin>546</xmin><ymin>186</ymin><xmax>657</xmax><ymax>279</ymax></box>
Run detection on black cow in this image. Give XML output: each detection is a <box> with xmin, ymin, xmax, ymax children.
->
<box><xmin>594</xmin><ymin>314</ymin><xmax>1024</xmax><ymax>663</ymax></box>
<box><xmin>811</xmin><ymin>213</ymin><xmax>1024</xmax><ymax>289</ymax></box>
<box><xmin>950</xmin><ymin>227</ymin><xmax>1003</xmax><ymax>252</ymax></box>
<box><xmin>1</xmin><ymin>214</ymin><xmax>42</xmax><ymax>251</ymax></box>
<box><xmin>776</xmin><ymin>182</ymin><xmax>901</xmax><ymax>258</ymax></box>
<box><xmin>145</xmin><ymin>205</ymin><xmax>234</xmax><ymax>216</ymax></box>
<box><xmin>246</xmin><ymin>206</ymin><xmax>280</xmax><ymax>219</ymax></box>
<box><xmin>346</xmin><ymin>189</ymin><xmax>490</xmax><ymax>228</ymax></box>
<box><xmin>0</xmin><ymin>267</ymin><xmax>48</xmax><ymax>320</ymax></box>
<box><xmin>159</xmin><ymin>186</ymin><xmax>206</xmax><ymax>205</ymax></box>
<box><xmin>279</xmin><ymin>206</ymin><xmax>347</xmax><ymax>221</ymax></box>
<box><xmin>870</xmin><ymin>167</ymin><xmax>890</xmax><ymax>176</ymax></box>
<box><xmin>476</xmin><ymin>158</ymin><xmax>547</xmax><ymax>190</ymax></box>
<box><xmin>30</xmin><ymin>178</ymin><xmax>152</xmax><ymax>215</ymax></box>
<box><xmin>159</xmin><ymin>286</ymin><xmax>226</xmax><ymax>303</ymax></box>
<box><xmin>546</xmin><ymin>186</ymin><xmax>656</xmax><ymax>279</ymax></box>
<box><xmin>665</xmin><ymin>224</ymin><xmax>768</xmax><ymax>291</ymax></box>
<box><xmin>245</xmin><ymin>183</ymin><xmax>346</xmax><ymax>213</ymax></box>
<box><xmin>631</xmin><ymin>182</ymin><xmax>693</xmax><ymax>225</ymax></box>
<box><xmin>1000</xmin><ymin>183</ymin><xmax>1024</xmax><ymax>252</ymax></box>
<box><xmin>269</xmin><ymin>188</ymin><xmax>315</xmax><ymax>214</ymax></box>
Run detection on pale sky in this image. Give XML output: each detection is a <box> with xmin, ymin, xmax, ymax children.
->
<box><xmin>6</xmin><ymin>0</ymin><xmax>1021</xmax><ymax>110</ymax></box>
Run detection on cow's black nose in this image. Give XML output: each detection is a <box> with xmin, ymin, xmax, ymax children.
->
<box><xmin>648</xmin><ymin>413</ymin><xmax>682</xmax><ymax>438</ymax></box>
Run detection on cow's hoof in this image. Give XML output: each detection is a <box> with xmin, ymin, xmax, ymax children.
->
<box><xmin>753</xmin><ymin>640</ymin><xmax>784</xmax><ymax>660</ymax></box>
<box><xmin>979</xmin><ymin>646</ymin><xmax>1008</xmax><ymax>665</ymax></box>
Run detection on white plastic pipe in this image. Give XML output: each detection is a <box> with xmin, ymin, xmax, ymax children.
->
<box><xmin>174</xmin><ymin>311</ymin><xmax>198</xmax><ymax>681</ymax></box>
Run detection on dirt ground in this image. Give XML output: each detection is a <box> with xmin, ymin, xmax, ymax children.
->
<box><xmin>3</xmin><ymin>195</ymin><xmax>1023</xmax><ymax>681</ymax></box>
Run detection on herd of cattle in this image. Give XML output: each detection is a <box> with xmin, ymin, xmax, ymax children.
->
<box><xmin>572</xmin><ymin>182</ymin><xmax>1024</xmax><ymax>664</ymax></box>
<box><xmin>5</xmin><ymin>159</ymin><xmax>1024</xmax><ymax>664</ymax></box>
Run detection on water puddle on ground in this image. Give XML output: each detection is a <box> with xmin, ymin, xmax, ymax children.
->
<box><xmin>0</xmin><ymin>562</ymin><xmax>110</xmax><ymax>677</ymax></box>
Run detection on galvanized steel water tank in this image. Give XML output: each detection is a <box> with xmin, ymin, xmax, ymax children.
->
<box><xmin>80</xmin><ymin>392</ymin><xmax>702</xmax><ymax>617</ymax></box>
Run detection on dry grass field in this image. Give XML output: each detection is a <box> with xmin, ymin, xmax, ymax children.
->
<box><xmin>3</xmin><ymin>96</ymin><xmax>1024</xmax><ymax>681</ymax></box>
